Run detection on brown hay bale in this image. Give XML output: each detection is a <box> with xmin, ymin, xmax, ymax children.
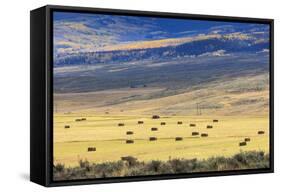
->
<box><xmin>118</xmin><ymin>123</ymin><xmax>125</xmax><ymax>126</ymax></box>
<box><xmin>258</xmin><ymin>131</ymin><xmax>265</xmax><ymax>135</ymax></box>
<box><xmin>126</xmin><ymin>131</ymin><xmax>134</xmax><ymax>135</ymax></box>
<box><xmin>239</xmin><ymin>141</ymin><xmax>247</xmax><ymax>146</ymax></box>
<box><xmin>81</xmin><ymin>118</ymin><xmax>86</xmax><ymax>121</ymax></box>
<box><xmin>126</xmin><ymin>140</ymin><xmax>134</xmax><ymax>144</ymax></box>
<box><xmin>149</xmin><ymin>137</ymin><xmax>157</xmax><ymax>141</ymax></box>
<box><xmin>175</xmin><ymin>137</ymin><xmax>183</xmax><ymax>141</ymax></box>
<box><xmin>64</xmin><ymin>125</ymin><xmax>70</xmax><ymax>129</ymax></box>
<box><xmin>160</xmin><ymin>122</ymin><xmax>166</xmax><ymax>125</ymax></box>
<box><xmin>190</xmin><ymin>123</ymin><xmax>196</xmax><ymax>127</ymax></box>
<box><xmin>201</xmin><ymin>133</ymin><xmax>208</xmax><ymax>137</ymax></box>
<box><xmin>152</xmin><ymin>115</ymin><xmax>160</xmax><ymax>119</ymax></box>
<box><xmin>151</xmin><ymin>127</ymin><xmax>158</xmax><ymax>131</ymax></box>
<box><xmin>213</xmin><ymin>119</ymin><xmax>219</xmax><ymax>123</ymax></box>
<box><xmin>87</xmin><ymin>147</ymin><xmax>96</xmax><ymax>152</ymax></box>
<box><xmin>192</xmin><ymin>132</ymin><xmax>199</xmax><ymax>136</ymax></box>
<box><xmin>177</xmin><ymin>121</ymin><xmax>183</xmax><ymax>125</ymax></box>
<box><xmin>75</xmin><ymin>119</ymin><xmax>82</xmax><ymax>122</ymax></box>
<box><xmin>138</xmin><ymin>121</ymin><xmax>144</xmax><ymax>124</ymax></box>
<box><xmin>206</xmin><ymin>125</ymin><xmax>213</xmax><ymax>129</ymax></box>
<box><xmin>244</xmin><ymin>138</ymin><xmax>251</xmax><ymax>142</ymax></box>
<box><xmin>105</xmin><ymin>112</ymin><xmax>109</xmax><ymax>114</ymax></box>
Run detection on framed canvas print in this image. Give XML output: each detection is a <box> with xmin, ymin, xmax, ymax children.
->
<box><xmin>30</xmin><ymin>5</ymin><xmax>274</xmax><ymax>187</ymax></box>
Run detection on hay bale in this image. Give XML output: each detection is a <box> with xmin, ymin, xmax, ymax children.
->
<box><xmin>152</xmin><ymin>115</ymin><xmax>160</xmax><ymax>119</ymax></box>
<box><xmin>190</xmin><ymin>123</ymin><xmax>196</xmax><ymax>127</ymax></box>
<box><xmin>213</xmin><ymin>119</ymin><xmax>219</xmax><ymax>123</ymax></box>
<box><xmin>151</xmin><ymin>127</ymin><xmax>158</xmax><ymax>131</ymax></box>
<box><xmin>177</xmin><ymin>121</ymin><xmax>183</xmax><ymax>125</ymax></box>
<box><xmin>206</xmin><ymin>125</ymin><xmax>213</xmax><ymax>129</ymax></box>
<box><xmin>126</xmin><ymin>131</ymin><xmax>134</xmax><ymax>135</ymax></box>
<box><xmin>64</xmin><ymin>125</ymin><xmax>70</xmax><ymax>129</ymax></box>
<box><xmin>239</xmin><ymin>141</ymin><xmax>247</xmax><ymax>146</ymax></box>
<box><xmin>81</xmin><ymin>118</ymin><xmax>86</xmax><ymax>121</ymax></box>
<box><xmin>75</xmin><ymin>119</ymin><xmax>82</xmax><ymax>122</ymax></box>
<box><xmin>201</xmin><ymin>133</ymin><xmax>208</xmax><ymax>137</ymax></box>
<box><xmin>192</xmin><ymin>132</ymin><xmax>199</xmax><ymax>136</ymax></box>
<box><xmin>138</xmin><ymin>121</ymin><xmax>144</xmax><ymax>124</ymax></box>
<box><xmin>105</xmin><ymin>112</ymin><xmax>109</xmax><ymax>114</ymax></box>
<box><xmin>160</xmin><ymin>122</ymin><xmax>166</xmax><ymax>125</ymax></box>
<box><xmin>118</xmin><ymin>123</ymin><xmax>125</xmax><ymax>126</ymax></box>
<box><xmin>149</xmin><ymin>137</ymin><xmax>157</xmax><ymax>141</ymax></box>
<box><xmin>175</xmin><ymin>137</ymin><xmax>183</xmax><ymax>141</ymax></box>
<box><xmin>87</xmin><ymin>147</ymin><xmax>96</xmax><ymax>152</ymax></box>
<box><xmin>126</xmin><ymin>140</ymin><xmax>134</xmax><ymax>144</ymax></box>
<box><xmin>244</xmin><ymin>138</ymin><xmax>251</xmax><ymax>142</ymax></box>
<box><xmin>258</xmin><ymin>131</ymin><xmax>265</xmax><ymax>135</ymax></box>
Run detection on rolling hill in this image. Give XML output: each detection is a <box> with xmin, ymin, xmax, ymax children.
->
<box><xmin>54</xmin><ymin>32</ymin><xmax>269</xmax><ymax>67</ymax></box>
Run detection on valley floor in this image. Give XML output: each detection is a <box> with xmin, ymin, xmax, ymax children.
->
<box><xmin>54</xmin><ymin>114</ymin><xmax>269</xmax><ymax>167</ymax></box>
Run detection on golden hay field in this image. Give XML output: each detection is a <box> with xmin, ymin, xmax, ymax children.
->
<box><xmin>54</xmin><ymin>114</ymin><xmax>269</xmax><ymax>167</ymax></box>
<box><xmin>53</xmin><ymin>74</ymin><xmax>269</xmax><ymax>167</ymax></box>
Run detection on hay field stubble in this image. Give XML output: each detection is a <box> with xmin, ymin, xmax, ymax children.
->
<box><xmin>54</xmin><ymin>114</ymin><xmax>269</xmax><ymax>167</ymax></box>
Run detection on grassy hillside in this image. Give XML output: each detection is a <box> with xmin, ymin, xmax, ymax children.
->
<box><xmin>53</xmin><ymin>53</ymin><xmax>269</xmax><ymax>93</ymax></box>
<box><xmin>54</xmin><ymin>73</ymin><xmax>269</xmax><ymax>116</ymax></box>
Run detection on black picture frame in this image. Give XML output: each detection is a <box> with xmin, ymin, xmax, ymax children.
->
<box><xmin>30</xmin><ymin>5</ymin><xmax>274</xmax><ymax>187</ymax></box>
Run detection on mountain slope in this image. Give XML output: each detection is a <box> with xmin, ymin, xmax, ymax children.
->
<box><xmin>54</xmin><ymin>33</ymin><xmax>269</xmax><ymax>67</ymax></box>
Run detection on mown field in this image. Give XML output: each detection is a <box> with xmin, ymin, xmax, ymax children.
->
<box><xmin>54</xmin><ymin>114</ymin><xmax>269</xmax><ymax>167</ymax></box>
